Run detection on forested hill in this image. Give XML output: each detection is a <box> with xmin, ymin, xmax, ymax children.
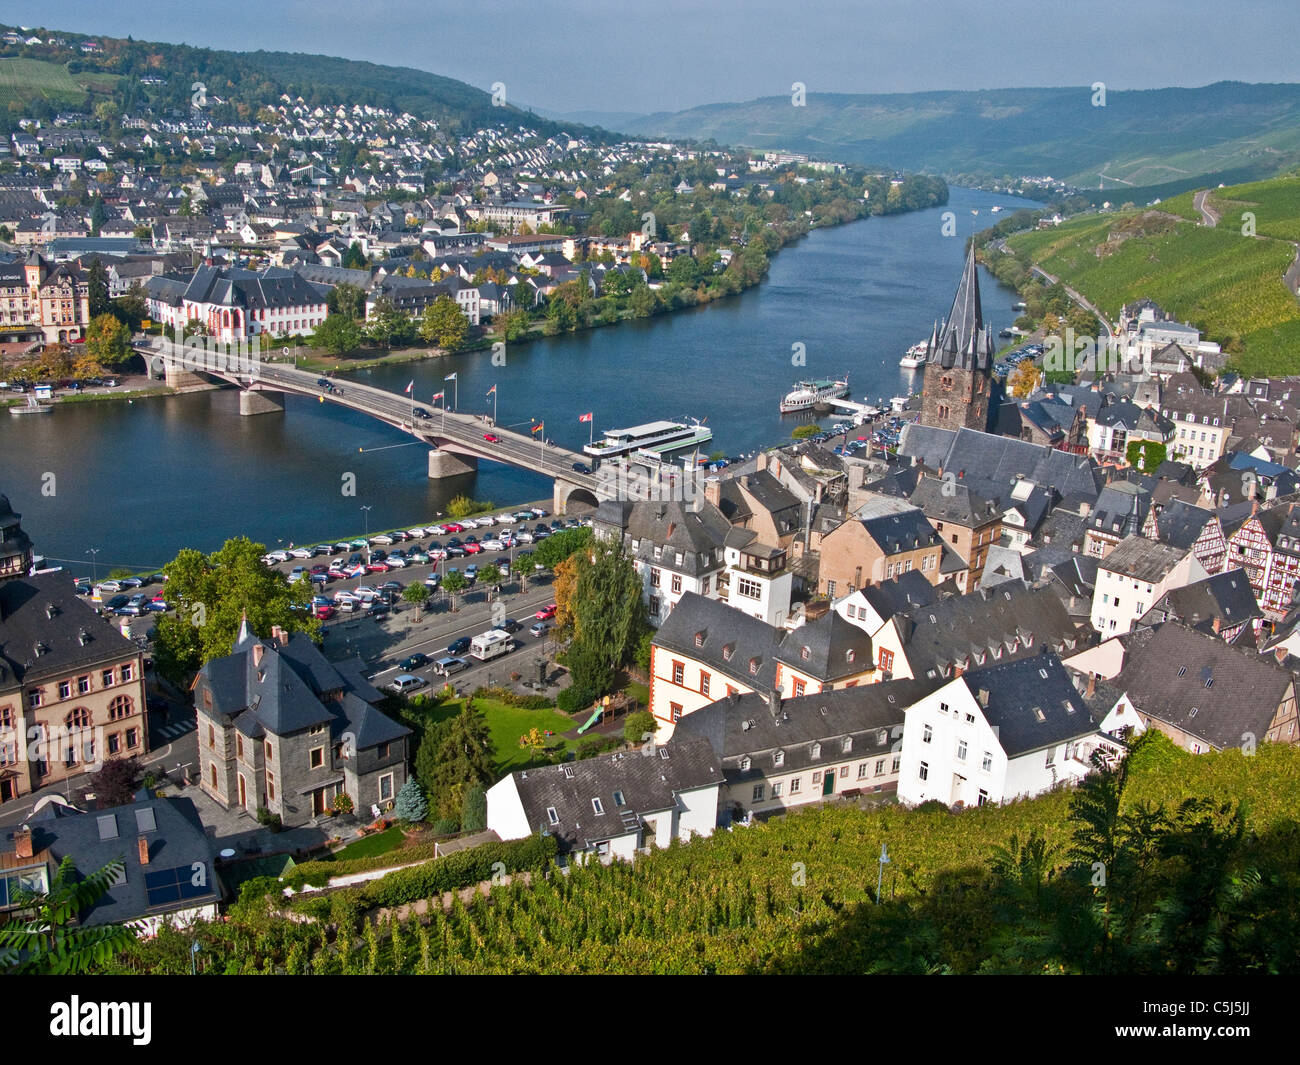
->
<box><xmin>0</xmin><ymin>25</ymin><xmax>616</xmax><ymax>141</ymax></box>
<box><xmin>623</xmin><ymin>82</ymin><xmax>1300</xmax><ymax>196</ymax></box>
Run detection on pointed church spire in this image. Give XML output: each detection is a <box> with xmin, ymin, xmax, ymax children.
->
<box><xmin>932</xmin><ymin>244</ymin><xmax>993</xmax><ymax>369</ymax></box>
<box><xmin>235</xmin><ymin>610</ymin><xmax>252</xmax><ymax>648</ymax></box>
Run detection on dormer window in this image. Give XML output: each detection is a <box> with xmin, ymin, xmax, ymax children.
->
<box><xmin>749</xmin><ymin>657</ymin><xmax>759</xmax><ymax>675</ymax></box>
<box><xmin>845</xmin><ymin>649</ymin><xmax>855</xmax><ymax>664</ymax></box>
<box><xmin>842</xmin><ymin>737</ymin><xmax>852</xmax><ymax>753</ymax></box>
<box><xmin>811</xmin><ymin>742</ymin><xmax>821</xmax><ymax>759</ymax></box>
<box><xmin>592</xmin><ymin>798</ymin><xmax>604</xmax><ymax>815</ymax></box>
<box><xmin>800</xmin><ymin>645</ymin><xmax>810</xmax><ymax>661</ymax></box>
<box><xmin>740</xmin><ymin>756</ymin><xmax>751</xmax><ymax>771</ymax></box>
<box><xmin>546</xmin><ymin>806</ymin><xmax>559</xmax><ymax>825</ymax></box>
<box><xmin>694</xmin><ymin>631</ymin><xmax>705</xmax><ymax>648</ymax></box>
<box><xmin>773</xmin><ymin>750</ymin><xmax>784</xmax><ymax>767</ymax></box>
<box><xmin>722</xmin><ymin>643</ymin><xmax>735</xmax><ymax>662</ymax></box>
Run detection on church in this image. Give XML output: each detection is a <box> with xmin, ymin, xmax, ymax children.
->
<box><xmin>919</xmin><ymin>245</ymin><xmax>996</xmax><ymax>433</ymax></box>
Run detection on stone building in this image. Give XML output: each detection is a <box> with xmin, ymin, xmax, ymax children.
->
<box><xmin>920</xmin><ymin>246</ymin><xmax>995</xmax><ymax>433</ymax></box>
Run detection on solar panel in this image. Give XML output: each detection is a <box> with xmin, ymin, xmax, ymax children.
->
<box><xmin>134</xmin><ymin>807</ymin><xmax>157</xmax><ymax>833</ymax></box>
<box><xmin>143</xmin><ymin>864</ymin><xmax>210</xmax><ymax>907</ymax></box>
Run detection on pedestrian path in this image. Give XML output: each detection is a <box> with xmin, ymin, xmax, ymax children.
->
<box><xmin>154</xmin><ymin>718</ymin><xmax>196</xmax><ymax>742</ymax></box>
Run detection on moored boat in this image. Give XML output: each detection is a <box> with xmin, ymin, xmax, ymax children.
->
<box><xmin>898</xmin><ymin>341</ymin><xmax>929</xmax><ymax>369</ymax></box>
<box><xmin>779</xmin><ymin>377</ymin><xmax>849</xmax><ymax>413</ymax></box>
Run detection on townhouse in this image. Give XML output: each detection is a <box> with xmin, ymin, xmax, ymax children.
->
<box><xmin>1090</xmin><ymin>535</ymin><xmax>1208</xmax><ymax>636</ymax></box>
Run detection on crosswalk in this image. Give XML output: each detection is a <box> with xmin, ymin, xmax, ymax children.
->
<box><xmin>154</xmin><ymin>718</ymin><xmax>196</xmax><ymax>742</ymax></box>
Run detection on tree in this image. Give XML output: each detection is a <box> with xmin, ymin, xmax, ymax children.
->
<box><xmin>366</xmin><ymin>296</ymin><xmax>415</xmax><ymax>349</ymax></box>
<box><xmin>1126</xmin><ymin>440</ymin><xmax>1166</xmax><ymax>472</ymax></box>
<box><xmin>325</xmin><ymin>282</ymin><xmax>365</xmax><ymax>320</ymax></box>
<box><xmin>415</xmin><ymin>705</ymin><xmax>494</xmax><ymax>821</ymax></box>
<box><xmin>114</xmin><ymin>281</ymin><xmax>148</xmax><ymax>330</ymax></box>
<box><xmin>478</xmin><ymin>563</ymin><xmax>503</xmax><ymax>595</ymax></box>
<box><xmin>89</xmin><ymin>756</ymin><xmax>142</xmax><ymax>808</ymax></box>
<box><xmin>393</xmin><ymin>776</ymin><xmax>427</xmax><ymax>823</ymax></box>
<box><xmin>624</xmin><ymin>710</ymin><xmax>656</xmax><ymax>746</ymax></box>
<box><xmin>152</xmin><ymin>537</ymin><xmax>321</xmax><ymax>683</ymax></box>
<box><xmin>84</xmin><ymin>313</ymin><xmax>132</xmax><ymax>369</ymax></box>
<box><xmin>419</xmin><ymin>295</ymin><xmax>468</xmax><ymax>350</ymax></box>
<box><xmin>533</xmin><ymin>526</ymin><xmax>592</xmax><ymax>571</ymax></box>
<box><xmin>552</xmin><ymin>555</ymin><xmax>580</xmax><ymax>637</ymax></box>
<box><xmin>0</xmin><ymin>857</ymin><xmax>134</xmax><ymax>974</ymax></box>
<box><xmin>441</xmin><ymin>569</ymin><xmax>468</xmax><ymax>610</ymax></box>
<box><xmin>342</xmin><ymin>241</ymin><xmax>367</xmax><ymax>269</ymax></box>
<box><xmin>570</xmin><ymin>538</ymin><xmax>645</xmax><ymax>671</ymax></box>
<box><xmin>85</xmin><ymin>258</ymin><xmax>110</xmax><ymax>318</ymax></box>
<box><xmin>499</xmin><ymin>308</ymin><xmax>530</xmax><ymax>342</ymax></box>
<box><xmin>313</xmin><ymin>313</ymin><xmax>363</xmax><ymax>356</ymax></box>
<box><xmin>629</xmin><ymin>285</ymin><xmax>656</xmax><ymax>318</ymax></box>
<box><xmin>460</xmin><ymin>784</ymin><xmax>488</xmax><ymax>832</ymax></box>
<box><xmin>401</xmin><ymin>581</ymin><xmax>430</xmax><ymax>619</ymax></box>
<box><xmin>792</xmin><ymin>424</ymin><xmax>819</xmax><ymax>440</ymax></box>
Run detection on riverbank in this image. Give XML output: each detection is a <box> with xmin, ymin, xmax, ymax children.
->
<box><xmin>0</xmin><ymin>378</ymin><xmax>176</xmax><ymax>408</ymax></box>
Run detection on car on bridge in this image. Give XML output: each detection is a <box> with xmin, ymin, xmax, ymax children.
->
<box><xmin>571</xmin><ymin>462</ymin><xmax>591</xmax><ymax>473</ymax></box>
<box><xmin>483</xmin><ymin>432</ymin><xmax>500</xmax><ymax>442</ymax></box>
<box><xmin>413</xmin><ymin>408</ymin><xmax>431</xmax><ymax>420</ymax></box>
<box><xmin>316</xmin><ymin>378</ymin><xmax>330</xmax><ymax>389</ymax></box>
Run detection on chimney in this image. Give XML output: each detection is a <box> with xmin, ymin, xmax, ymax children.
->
<box><xmin>704</xmin><ymin>477</ymin><xmax>721</xmax><ymax>508</ymax></box>
<box><xmin>1086</xmin><ymin>673</ymin><xmax>1097</xmax><ymax>698</ymax></box>
<box><xmin>13</xmin><ymin>827</ymin><xmax>33</xmax><ymax>860</ymax></box>
<box><xmin>977</xmin><ymin>687</ymin><xmax>990</xmax><ymax>707</ymax></box>
<box><xmin>1212</xmin><ymin>616</ymin><xmax>1223</xmax><ymax>635</ymax></box>
<box><xmin>137</xmin><ymin>837</ymin><xmax>150</xmax><ymax>866</ymax></box>
<box><xmin>767</xmin><ymin>688</ymin><xmax>781</xmax><ymax>719</ymax></box>
<box><xmin>252</xmin><ymin>642</ymin><xmax>265</xmax><ymax>668</ymax></box>
<box><xmin>271</xmin><ymin>625</ymin><xmax>288</xmax><ymax>647</ymax></box>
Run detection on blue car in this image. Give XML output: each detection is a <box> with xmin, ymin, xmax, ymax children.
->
<box><xmin>447</xmin><ymin>637</ymin><xmax>471</xmax><ymax>656</ymax></box>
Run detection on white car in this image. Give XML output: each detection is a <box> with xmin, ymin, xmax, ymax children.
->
<box><xmin>386</xmin><ymin>556</ymin><xmax>407</xmax><ymax>568</ymax></box>
<box><xmin>515</xmin><ymin>530</ymin><xmax>534</xmax><ymax>544</ymax></box>
<box><xmin>290</xmin><ymin>547</ymin><xmax>313</xmax><ymax>559</ymax></box>
<box><xmin>406</xmin><ymin>528</ymin><xmax>426</xmax><ymax>539</ymax></box>
<box><xmin>265</xmin><ymin>550</ymin><xmax>291</xmax><ymax>563</ymax></box>
<box><xmin>496</xmin><ymin>513</ymin><xmax>517</xmax><ymax>524</ymax></box>
<box><xmin>480</xmin><ymin>538</ymin><xmax>505</xmax><ymax>552</ymax></box>
<box><xmin>370</xmin><ymin>533</ymin><xmax>395</xmax><ymax>545</ymax></box>
<box><xmin>427</xmin><ymin>524</ymin><xmax>448</xmax><ymax>535</ymax></box>
<box><xmin>428</xmin><ymin>548</ymin><xmax>447</xmax><ymax>560</ymax></box>
<box><xmin>459</xmin><ymin>517</ymin><xmax>485</xmax><ymax>529</ymax></box>
<box><xmin>334</xmin><ymin>591</ymin><xmax>359</xmax><ymax>604</ymax></box>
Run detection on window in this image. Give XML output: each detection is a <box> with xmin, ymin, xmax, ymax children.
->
<box><xmin>267</xmin><ymin>771</ymin><xmax>275</xmax><ymax>801</ymax></box>
<box><xmin>839</xmin><ymin>765</ymin><xmax>849</xmax><ymax>779</ymax></box>
<box><xmin>800</xmin><ymin>645</ymin><xmax>811</xmax><ymax>661</ymax></box>
<box><xmin>792</xmin><ymin>679</ymin><xmax>806</xmax><ymax>698</ymax></box>
<box><xmin>978</xmin><ymin>789</ymin><xmax>989</xmax><ymax>806</ymax></box>
<box><xmin>811</xmin><ymin>742</ymin><xmax>821</xmax><ymax>759</ymax></box>
<box><xmin>790</xmin><ymin>777</ymin><xmax>801</xmax><ymax>794</ymax></box>
<box><xmin>740</xmin><ymin>756</ymin><xmax>751</xmax><ymax>771</ymax></box>
<box><xmin>58</xmin><ymin>680</ymin><xmax>71</xmax><ymax>700</ymax></box>
<box><xmin>957</xmin><ymin>740</ymin><xmax>968</xmax><ymax>761</ymax></box>
<box><xmin>702</xmin><ymin>576</ymin><xmax>711</xmax><ymax>595</ymax></box>
<box><xmin>108</xmin><ymin>695</ymin><xmax>132</xmax><ymax>721</ymax></box>
<box><xmin>210</xmin><ymin>763</ymin><xmax>218</xmax><ymax>788</ymax></box>
<box><xmin>918</xmin><ymin>761</ymin><xmax>929</xmax><ymax>781</ymax></box>
<box><xmin>749</xmin><ymin>658</ymin><xmax>759</xmax><ymax>675</ymax></box>
<box><xmin>858</xmin><ymin>763</ymin><xmax>869</xmax><ymax>779</ymax></box>
<box><xmin>878</xmin><ymin>648</ymin><xmax>894</xmax><ymax>672</ymax></box>
<box><xmin>101</xmin><ymin>668</ymin><xmax>115</xmax><ymax>687</ymax></box>
<box><xmin>592</xmin><ymin>798</ymin><xmax>604</xmax><ymax>815</ymax></box>
<box><xmin>965</xmin><ymin>712</ymin><xmax>975</xmax><ymax>724</ymax></box>
<box><xmin>546</xmin><ymin>806</ymin><xmax>559</xmax><ymax>825</ymax></box>
<box><xmin>891</xmin><ymin>755</ymin><xmax>901</xmax><ymax>772</ymax></box>
<box><xmin>614</xmin><ymin>790</ymin><xmax>626</xmax><ymax>806</ymax></box>
<box><xmin>737</xmin><ymin>577</ymin><xmax>762</xmax><ymax>600</ymax></box>
<box><xmin>310</xmin><ymin>747</ymin><xmax>325</xmax><ymax>769</ymax></box>
<box><xmin>650</xmin><ymin>567</ymin><xmax>661</xmax><ymax>587</ymax></box>
<box><xmin>671</xmin><ymin>660</ymin><xmax>684</xmax><ymax>685</ymax></box>
<box><xmin>700</xmin><ymin>672</ymin><xmax>710</xmax><ymax>697</ymax></box>
<box><xmin>813</xmin><ymin>771</ymin><xmax>822</xmax><ymax>784</ymax></box>
<box><xmin>236</xmin><ymin>734</ymin><xmax>244</xmax><ymax>759</ymax></box>
<box><xmin>670</xmin><ymin>703</ymin><xmax>682</xmax><ymax>723</ymax></box>
<box><xmin>773</xmin><ymin>750</ymin><xmax>785</xmax><ymax>767</ymax></box>
<box><xmin>771</xmin><ymin>782</ymin><xmax>782</xmax><ymax>797</ymax></box>
<box><xmin>26</xmin><ymin>690</ymin><xmax>41</xmax><ymax>709</ymax></box>
<box><xmin>77</xmin><ymin>676</ymin><xmax>90</xmax><ymax>695</ymax></box>
<box><xmin>66</xmin><ymin>706</ymin><xmax>90</xmax><ymax>730</ymax></box>
<box><xmin>842</xmin><ymin>737</ymin><xmax>852</xmax><ymax>753</ymax></box>
<box><xmin>379</xmin><ymin>773</ymin><xmax>394</xmax><ymax>801</ymax></box>
<box><xmin>671</xmin><ymin>573</ymin><xmax>682</xmax><ymax>594</ymax></box>
<box><xmin>649</xmin><ymin>595</ymin><xmax>660</xmax><ymax>616</ymax></box>
<box><xmin>981</xmin><ymin>751</ymin><xmax>993</xmax><ymax>772</ymax></box>
<box><xmin>125</xmin><ymin>728</ymin><xmax>138</xmax><ymax>749</ymax></box>
<box><xmin>922</xmin><ymin>724</ymin><xmax>932</xmax><ymax>744</ymax></box>
<box><xmin>1045</xmin><ymin>748</ymin><xmax>1056</xmax><ymax>766</ymax></box>
<box><xmin>752</xmin><ymin>784</ymin><xmax>765</xmax><ymax>801</ymax></box>
<box><xmin>107</xmin><ymin>732</ymin><xmax>120</xmax><ymax>755</ymax></box>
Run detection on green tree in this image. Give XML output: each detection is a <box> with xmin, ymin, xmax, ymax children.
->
<box><xmin>532</xmin><ymin>526</ymin><xmax>592</xmax><ymax>570</ymax></box>
<box><xmin>0</xmin><ymin>857</ymin><xmax>134</xmax><ymax>974</ymax></box>
<box><xmin>401</xmin><ymin>581</ymin><xmax>430</xmax><ymax>619</ymax></box>
<box><xmin>623</xmin><ymin>709</ymin><xmax>656</xmax><ymax>746</ymax></box>
<box><xmin>629</xmin><ymin>285</ymin><xmax>656</xmax><ymax>318</ymax></box>
<box><xmin>85</xmin><ymin>257</ymin><xmax>110</xmax><ymax>317</ymax></box>
<box><xmin>365</xmin><ymin>295</ymin><xmax>414</xmax><ymax>349</ymax></box>
<box><xmin>415</xmin><ymin>705</ymin><xmax>495</xmax><ymax>821</ymax></box>
<box><xmin>393</xmin><ymin>776</ymin><xmax>427</xmax><ymax>823</ymax></box>
<box><xmin>152</xmin><ymin>537</ymin><xmax>321</xmax><ymax>682</ymax></box>
<box><xmin>342</xmin><ymin>241</ymin><xmax>367</xmax><ymax>269</ymax></box>
<box><xmin>326</xmin><ymin>282</ymin><xmax>366</xmax><ymax>319</ymax></box>
<box><xmin>313</xmin><ymin>313</ymin><xmax>363</xmax><ymax>355</ymax></box>
<box><xmin>114</xmin><ymin>281</ymin><xmax>148</xmax><ymax>330</ymax></box>
<box><xmin>478</xmin><ymin>563</ymin><xmax>503</xmax><ymax>595</ymax></box>
<box><xmin>420</xmin><ymin>295</ymin><xmax>468</xmax><ymax>350</ymax></box>
<box><xmin>792</xmin><ymin>424</ymin><xmax>819</xmax><ymax>440</ymax></box>
<box><xmin>441</xmin><ymin>568</ymin><xmax>468</xmax><ymax>611</ymax></box>
<box><xmin>84</xmin><ymin>313</ymin><xmax>132</xmax><ymax>368</ymax></box>
<box><xmin>461</xmin><ymin>784</ymin><xmax>488</xmax><ymax>832</ymax></box>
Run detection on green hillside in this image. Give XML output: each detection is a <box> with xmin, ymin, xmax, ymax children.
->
<box><xmin>107</xmin><ymin>735</ymin><xmax>1300</xmax><ymax>975</ymax></box>
<box><xmin>0</xmin><ymin>56</ymin><xmax>117</xmax><ymax>108</ymax></box>
<box><xmin>626</xmin><ymin>82</ymin><xmax>1300</xmax><ymax>196</ymax></box>
<box><xmin>1003</xmin><ymin>174</ymin><xmax>1300</xmax><ymax>376</ymax></box>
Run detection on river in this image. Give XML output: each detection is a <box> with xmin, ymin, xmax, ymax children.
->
<box><xmin>1</xmin><ymin>186</ymin><xmax>1038</xmax><ymax>575</ymax></box>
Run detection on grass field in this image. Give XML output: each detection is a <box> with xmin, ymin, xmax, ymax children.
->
<box><xmin>0</xmin><ymin>58</ymin><xmax>87</xmax><ymax>106</ymax></box>
<box><xmin>1006</xmin><ymin>181</ymin><xmax>1300</xmax><ymax>377</ymax></box>
<box><xmin>332</xmin><ymin>825</ymin><xmax>405</xmax><ymax>860</ymax></box>
<box><xmin>412</xmin><ymin>694</ymin><xmax>581</xmax><ymax>775</ymax></box>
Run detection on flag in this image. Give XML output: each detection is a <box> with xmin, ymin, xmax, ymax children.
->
<box><xmin>486</xmin><ymin>384</ymin><xmax>496</xmax><ymax>397</ymax></box>
<box><xmin>578</xmin><ymin>412</ymin><xmax>593</xmax><ymax>423</ymax></box>
<box><xmin>431</xmin><ymin>391</ymin><xmax>444</xmax><ymax>402</ymax></box>
<box><xmin>531</xmin><ymin>423</ymin><xmax>543</xmax><ymax>435</ymax></box>
<box><xmin>444</xmin><ymin>373</ymin><xmax>457</xmax><ymax>381</ymax></box>
<box><xmin>404</xmin><ymin>380</ymin><xmax>414</xmax><ymax>394</ymax></box>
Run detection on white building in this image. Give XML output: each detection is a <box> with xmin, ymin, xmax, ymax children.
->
<box><xmin>897</xmin><ymin>655</ymin><xmax>1112</xmax><ymax>808</ymax></box>
<box><xmin>486</xmin><ymin>737</ymin><xmax>723</xmax><ymax>863</ymax></box>
<box><xmin>1090</xmin><ymin>535</ymin><xmax>1208</xmax><ymax>636</ymax></box>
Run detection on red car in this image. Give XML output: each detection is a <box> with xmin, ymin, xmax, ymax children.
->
<box><xmin>443</xmin><ymin>522</ymin><xmax>464</xmax><ymax>534</ymax></box>
<box><xmin>534</xmin><ymin>603</ymin><xmax>558</xmax><ymax>620</ymax></box>
<box><xmin>464</xmin><ymin>541</ymin><xmax>482</xmax><ymax>554</ymax></box>
<box><xmin>484</xmin><ymin>433</ymin><xmax>500</xmax><ymax>443</ymax></box>
<box><xmin>365</xmin><ymin>561</ymin><xmax>391</xmax><ymax>573</ymax></box>
<box><xmin>311</xmin><ymin>603</ymin><xmax>336</xmax><ymax>620</ymax></box>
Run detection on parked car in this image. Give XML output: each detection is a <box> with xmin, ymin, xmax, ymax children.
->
<box><xmin>120</xmin><ymin>577</ymin><xmax>144</xmax><ymax>590</ymax></box>
<box><xmin>399</xmin><ymin>653</ymin><xmax>429</xmax><ymax>672</ymax></box>
<box><xmin>496</xmin><ymin>513</ymin><xmax>517</xmax><ymax>524</ymax></box>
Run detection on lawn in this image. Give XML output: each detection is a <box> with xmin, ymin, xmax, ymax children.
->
<box><xmin>410</xmin><ymin>694</ymin><xmax>581</xmax><ymax>775</ymax></box>
<box><xmin>333</xmin><ymin>825</ymin><xmax>405</xmax><ymax>860</ymax></box>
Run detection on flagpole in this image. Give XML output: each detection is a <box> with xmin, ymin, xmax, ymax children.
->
<box><xmin>494</xmin><ymin>386</ymin><xmax>498</xmax><ymax>427</ymax></box>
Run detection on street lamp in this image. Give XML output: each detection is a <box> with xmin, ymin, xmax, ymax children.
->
<box><xmin>360</xmin><ymin>505</ymin><xmax>372</xmax><ymax>563</ymax></box>
<box><xmin>85</xmin><ymin>548</ymin><xmax>100</xmax><ymax>583</ymax></box>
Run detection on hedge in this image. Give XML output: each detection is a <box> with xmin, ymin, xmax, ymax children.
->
<box><xmin>288</xmin><ymin>834</ymin><xmax>558</xmax><ymax>917</ymax></box>
<box><xmin>472</xmin><ymin>685</ymin><xmax>555</xmax><ymax>710</ymax></box>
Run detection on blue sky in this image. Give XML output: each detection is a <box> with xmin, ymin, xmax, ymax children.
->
<box><xmin>11</xmin><ymin>0</ymin><xmax>1300</xmax><ymax>114</ymax></box>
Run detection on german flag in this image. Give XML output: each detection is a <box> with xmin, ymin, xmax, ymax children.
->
<box><xmin>531</xmin><ymin>422</ymin><xmax>544</xmax><ymax>434</ymax></box>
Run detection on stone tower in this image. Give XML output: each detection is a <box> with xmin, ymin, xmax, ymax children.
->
<box><xmin>920</xmin><ymin>245</ymin><xmax>995</xmax><ymax>433</ymax></box>
<box><xmin>0</xmin><ymin>495</ymin><xmax>33</xmax><ymax>582</ymax></box>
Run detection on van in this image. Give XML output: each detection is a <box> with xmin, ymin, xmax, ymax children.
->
<box><xmin>432</xmin><ymin>656</ymin><xmax>468</xmax><ymax>676</ymax></box>
<box><xmin>470</xmin><ymin>629</ymin><xmax>514</xmax><ymax>661</ymax></box>
<box><xmin>388</xmin><ymin>673</ymin><xmax>425</xmax><ymax>694</ymax></box>
<box><xmin>529</xmin><ymin>619</ymin><xmax>554</xmax><ymax>638</ymax></box>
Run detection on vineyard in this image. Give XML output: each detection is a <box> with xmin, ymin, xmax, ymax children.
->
<box><xmin>1005</xmin><ymin>200</ymin><xmax>1300</xmax><ymax>377</ymax></box>
<box><xmin>105</xmin><ymin>737</ymin><xmax>1300</xmax><ymax>975</ymax></box>
<box><xmin>1205</xmin><ymin>175</ymin><xmax>1300</xmax><ymax>243</ymax></box>
<box><xmin>0</xmin><ymin>58</ymin><xmax>87</xmax><ymax>107</ymax></box>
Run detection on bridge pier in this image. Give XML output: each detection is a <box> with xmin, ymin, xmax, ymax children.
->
<box><xmin>239</xmin><ymin>389</ymin><xmax>285</xmax><ymax>416</ymax></box>
<box><xmin>162</xmin><ymin>362</ymin><xmax>213</xmax><ymax>392</ymax></box>
<box><xmin>428</xmin><ymin>448</ymin><xmax>478</xmax><ymax>479</ymax></box>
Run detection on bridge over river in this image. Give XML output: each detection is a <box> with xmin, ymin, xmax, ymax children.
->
<box><xmin>140</xmin><ymin>339</ymin><xmax>606</xmax><ymax>513</ymax></box>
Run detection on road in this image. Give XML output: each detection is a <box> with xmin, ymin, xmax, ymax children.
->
<box><xmin>1029</xmin><ymin>265</ymin><xmax>1114</xmax><ymax>339</ymax></box>
<box><xmin>1193</xmin><ymin>189</ymin><xmax>1220</xmax><ymax>228</ymax></box>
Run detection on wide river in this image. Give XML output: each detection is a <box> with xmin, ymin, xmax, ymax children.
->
<box><xmin>2</xmin><ymin>186</ymin><xmax>1037</xmax><ymax>576</ymax></box>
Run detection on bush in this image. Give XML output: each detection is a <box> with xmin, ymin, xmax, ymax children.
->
<box><xmin>331</xmin><ymin>792</ymin><xmax>354</xmax><ymax>816</ymax></box>
<box><xmin>576</xmin><ymin>734</ymin><xmax>622</xmax><ymax>760</ymax></box>
<box><xmin>461</xmin><ymin>785</ymin><xmax>487</xmax><ymax>833</ymax></box>
<box><xmin>914</xmin><ymin>800</ymin><xmax>951</xmax><ymax>814</ymax></box>
<box><xmin>624</xmin><ymin>710</ymin><xmax>656</xmax><ymax>746</ymax></box>
<box><xmin>256</xmin><ymin>807</ymin><xmax>283</xmax><ymax>832</ymax></box>
<box><xmin>431</xmin><ymin>817</ymin><xmax>460</xmax><ymax>836</ymax></box>
<box><xmin>472</xmin><ymin>685</ymin><xmax>554</xmax><ymax>710</ymax></box>
<box><xmin>557</xmin><ymin>685</ymin><xmax>597</xmax><ymax>713</ymax></box>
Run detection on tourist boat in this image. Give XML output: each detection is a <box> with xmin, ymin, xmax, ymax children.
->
<box><xmin>990</xmin><ymin>205</ymin><xmax>1003</xmax><ymax>213</ymax></box>
<box><xmin>898</xmin><ymin>342</ymin><xmax>929</xmax><ymax>369</ymax></box>
<box><xmin>9</xmin><ymin>394</ymin><xmax>52</xmax><ymax>415</ymax></box>
<box><xmin>778</xmin><ymin>377</ymin><xmax>850</xmax><ymax>413</ymax></box>
<box><xmin>584</xmin><ymin>418</ymin><xmax>713</xmax><ymax>458</ymax></box>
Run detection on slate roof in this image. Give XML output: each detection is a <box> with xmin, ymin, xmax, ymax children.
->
<box><xmin>859</xmin><ymin>505</ymin><xmax>942</xmax><ymax>555</ymax></box>
<box><xmin>1088</xmin><ymin>481</ymin><xmax>1150</xmax><ymax>541</ymax></box>
<box><xmin>860</xmin><ymin>570</ymin><xmax>938</xmax><ymax>618</ymax></box>
<box><xmin>909</xmin><ymin>475</ymin><xmax>1000</xmax><ymax>527</ymax></box>
<box><xmin>12</xmin><ymin>796</ymin><xmax>219</xmax><ymax>927</ymax></box>
<box><xmin>653</xmin><ymin>593</ymin><xmax>782</xmax><ymax>694</ymax></box>
<box><xmin>1114</xmin><ymin>622</ymin><xmax>1294</xmax><ymax>750</ymax></box>
<box><xmin>776</xmin><ymin>610</ymin><xmax>873</xmax><ymax>682</ymax></box>
<box><xmin>675</xmin><ymin>677</ymin><xmax>940</xmax><ymax>783</ymax></box>
<box><xmin>895</xmin><ymin>581</ymin><xmax>1084</xmax><ymax>680</ymax></box>
<box><xmin>509</xmin><ymin>736</ymin><xmax>723</xmax><ymax>851</ymax></box>
<box><xmin>925</xmin><ymin>245</ymin><xmax>994</xmax><ymax>372</ymax></box>
<box><xmin>1098</xmin><ymin>535</ymin><xmax>1190</xmax><ymax>583</ymax></box>
<box><xmin>0</xmin><ymin>573</ymin><xmax>140</xmax><ymax>688</ymax></box>
<box><xmin>1151</xmin><ymin>499</ymin><xmax>1217</xmax><ymax>551</ymax></box>
<box><xmin>961</xmin><ymin>654</ymin><xmax>1097</xmax><ymax>757</ymax></box>
<box><xmin>1138</xmin><ymin>569</ymin><xmax>1261</xmax><ymax>634</ymax></box>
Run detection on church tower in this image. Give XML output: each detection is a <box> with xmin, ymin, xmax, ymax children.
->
<box><xmin>920</xmin><ymin>245</ymin><xmax>995</xmax><ymax>433</ymax></box>
<box><xmin>0</xmin><ymin>495</ymin><xmax>33</xmax><ymax>582</ymax></box>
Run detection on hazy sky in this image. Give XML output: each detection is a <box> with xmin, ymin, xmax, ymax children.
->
<box><xmin>12</xmin><ymin>0</ymin><xmax>1300</xmax><ymax>115</ymax></box>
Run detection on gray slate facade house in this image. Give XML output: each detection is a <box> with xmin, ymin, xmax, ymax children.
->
<box><xmin>194</xmin><ymin>622</ymin><xmax>409</xmax><ymax>827</ymax></box>
<box><xmin>1</xmin><ymin>794</ymin><xmax>220</xmax><ymax>932</ymax></box>
<box><xmin>1108</xmin><ymin>622</ymin><xmax>1298</xmax><ymax>752</ymax></box>
<box><xmin>919</xmin><ymin>245</ymin><xmax>995</xmax><ymax>433</ymax></box>
<box><xmin>675</xmin><ymin>677</ymin><xmax>941</xmax><ymax>816</ymax></box>
<box><xmin>773</xmin><ymin>609</ymin><xmax>876</xmax><ymax>694</ymax></box>
<box><xmin>1083</xmin><ymin>481</ymin><xmax>1151</xmax><ymax>558</ymax></box>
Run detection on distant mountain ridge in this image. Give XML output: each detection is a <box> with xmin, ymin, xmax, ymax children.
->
<box><xmin>622</xmin><ymin>82</ymin><xmax>1300</xmax><ymax>196</ymax></box>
